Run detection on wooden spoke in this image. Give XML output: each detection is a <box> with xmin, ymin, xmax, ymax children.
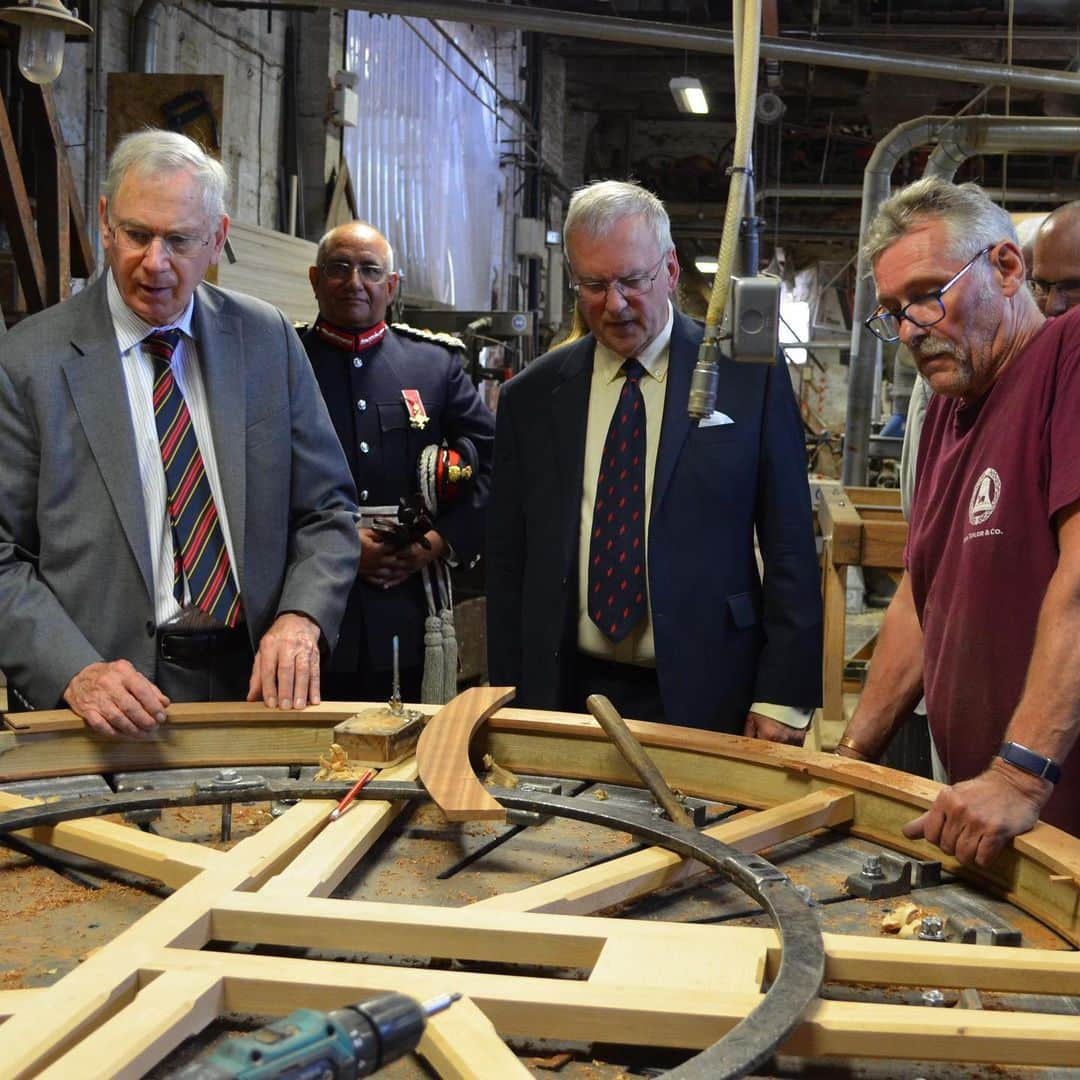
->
<box><xmin>1</xmin><ymin>693</ymin><xmax>1079</xmax><ymax>1076</ymax></box>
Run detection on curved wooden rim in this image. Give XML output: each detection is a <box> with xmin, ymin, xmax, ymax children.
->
<box><xmin>3</xmin><ymin>699</ymin><xmax>1079</xmax><ymax>944</ymax></box>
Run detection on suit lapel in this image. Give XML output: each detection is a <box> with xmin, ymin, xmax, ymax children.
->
<box><xmin>63</xmin><ymin>276</ymin><xmax>155</xmax><ymax>597</ymax></box>
<box><xmin>652</xmin><ymin>313</ymin><xmax>696</xmax><ymax>514</ymax></box>
<box><xmin>551</xmin><ymin>339</ymin><xmax>593</xmax><ymax>572</ymax></box>
<box><xmin>192</xmin><ymin>284</ymin><xmax>247</xmax><ymax>588</ymax></box>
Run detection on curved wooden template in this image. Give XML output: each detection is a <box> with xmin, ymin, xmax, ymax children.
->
<box><xmin>2</xmin><ymin>699</ymin><xmax>1079</xmax><ymax>945</ymax></box>
<box><xmin>415</xmin><ymin>686</ymin><xmax>517</xmax><ymax>821</ymax></box>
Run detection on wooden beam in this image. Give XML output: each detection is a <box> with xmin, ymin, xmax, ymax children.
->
<box><xmin>258</xmin><ymin>758</ymin><xmax>418</xmax><ymax>898</ymax></box>
<box><xmin>24</xmin><ymin>83</ymin><xmax>67</xmax><ymax>306</ymax></box>
<box><xmin>817</xmin><ymin>486</ymin><xmax>862</xmax><ymax>565</ymax></box>
<box><xmin>471</xmin><ymin>789</ymin><xmax>854</xmax><ymax>915</ymax></box>
<box><xmin>416</xmin><ymin>686</ymin><xmax>516</xmax><ymax>821</ymax></box>
<box><xmin>35</xmin><ymin>970</ymin><xmax>223</xmax><ymax>1080</ymax></box>
<box><xmin>419</xmin><ymin>995</ymin><xmax>531</xmax><ymax>1079</ymax></box>
<box><xmin>820</xmin><ymin>539</ymin><xmax>847</xmax><ymax>733</ymax></box>
<box><xmin>0</xmin><ymin>790</ymin><xmax>221</xmax><ymax>888</ymax></box>
<box><xmin>860</xmin><ymin>520</ymin><xmax>908</xmax><ymax>568</ymax></box>
<box><xmin>0</xmin><ymin>87</ymin><xmax>46</xmax><ymax>311</ymax></box>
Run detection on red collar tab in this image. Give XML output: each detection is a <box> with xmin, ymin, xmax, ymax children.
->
<box><xmin>314</xmin><ymin>318</ymin><xmax>388</xmax><ymax>354</ymax></box>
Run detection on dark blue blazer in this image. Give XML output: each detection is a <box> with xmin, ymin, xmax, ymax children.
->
<box><xmin>486</xmin><ymin>310</ymin><xmax>821</xmax><ymax>732</ymax></box>
<box><xmin>304</xmin><ymin>324</ymin><xmax>495</xmax><ymax>673</ymax></box>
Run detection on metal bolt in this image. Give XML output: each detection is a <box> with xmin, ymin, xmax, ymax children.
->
<box><xmin>921</xmin><ymin>989</ymin><xmax>946</xmax><ymax>1007</ymax></box>
<box><xmin>216</xmin><ymin>768</ymin><xmax>241</xmax><ymax>784</ymax></box>
<box><xmin>918</xmin><ymin>915</ymin><xmax>946</xmax><ymax>941</ymax></box>
<box><xmin>860</xmin><ymin>854</ymin><xmax>885</xmax><ymax>879</ymax></box>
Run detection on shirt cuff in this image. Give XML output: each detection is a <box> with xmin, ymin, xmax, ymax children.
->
<box><xmin>749</xmin><ymin>702</ymin><xmax>814</xmax><ymax>730</ymax></box>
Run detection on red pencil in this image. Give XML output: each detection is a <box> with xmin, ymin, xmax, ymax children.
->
<box><xmin>329</xmin><ymin>769</ymin><xmax>376</xmax><ymax>820</ymax></box>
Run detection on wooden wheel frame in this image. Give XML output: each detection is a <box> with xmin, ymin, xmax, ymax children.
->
<box><xmin>1</xmin><ymin>687</ymin><xmax>1079</xmax><ymax>1078</ymax></box>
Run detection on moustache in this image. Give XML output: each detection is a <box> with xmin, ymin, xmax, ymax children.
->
<box><xmin>911</xmin><ymin>335</ymin><xmax>965</xmax><ymax>362</ymax></box>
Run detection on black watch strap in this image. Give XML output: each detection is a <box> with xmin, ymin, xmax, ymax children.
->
<box><xmin>998</xmin><ymin>741</ymin><xmax>1061</xmax><ymax>785</ymax></box>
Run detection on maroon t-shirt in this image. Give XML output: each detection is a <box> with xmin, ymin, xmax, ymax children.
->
<box><xmin>908</xmin><ymin>307</ymin><xmax>1080</xmax><ymax>834</ymax></box>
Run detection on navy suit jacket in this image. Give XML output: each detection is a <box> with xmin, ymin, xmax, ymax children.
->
<box><xmin>304</xmin><ymin>324</ymin><xmax>495</xmax><ymax>673</ymax></box>
<box><xmin>486</xmin><ymin>311</ymin><xmax>822</xmax><ymax>732</ymax></box>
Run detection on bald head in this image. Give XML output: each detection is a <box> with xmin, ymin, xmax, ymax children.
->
<box><xmin>1032</xmin><ymin>203</ymin><xmax>1080</xmax><ymax>316</ymax></box>
<box><xmin>309</xmin><ymin>221</ymin><xmax>399</xmax><ymax>330</ymax></box>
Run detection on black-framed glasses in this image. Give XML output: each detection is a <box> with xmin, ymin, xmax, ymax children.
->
<box><xmin>1029</xmin><ymin>276</ymin><xmax>1080</xmax><ymax>305</ymax></box>
<box><xmin>865</xmin><ymin>245</ymin><xmax>994</xmax><ymax>343</ymax></box>
<box><xmin>569</xmin><ymin>252</ymin><xmax>668</xmax><ymax>301</ymax></box>
<box><xmin>107</xmin><ymin>221</ymin><xmax>212</xmax><ymax>260</ymax></box>
<box><xmin>321</xmin><ymin>260</ymin><xmax>392</xmax><ymax>285</ymax></box>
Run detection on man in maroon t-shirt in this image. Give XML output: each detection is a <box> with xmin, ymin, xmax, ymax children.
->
<box><xmin>837</xmin><ymin>176</ymin><xmax>1080</xmax><ymax>868</ymax></box>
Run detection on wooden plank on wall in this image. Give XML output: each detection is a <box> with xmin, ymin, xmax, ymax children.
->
<box><xmin>818</xmin><ymin>487</ymin><xmax>862</xmax><ymax>565</ymax></box>
<box><xmin>0</xmin><ymin>89</ymin><xmax>46</xmax><ymax>311</ymax></box>
<box><xmin>217</xmin><ymin>222</ymin><xmax>318</xmax><ymax>324</ymax></box>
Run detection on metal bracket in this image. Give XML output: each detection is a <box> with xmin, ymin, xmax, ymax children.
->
<box><xmin>845</xmin><ymin>850</ymin><xmax>942</xmax><ymax>899</ymax></box>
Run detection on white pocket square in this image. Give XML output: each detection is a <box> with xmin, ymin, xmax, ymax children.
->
<box><xmin>698</xmin><ymin>411</ymin><xmax>735</xmax><ymax>428</ymax></box>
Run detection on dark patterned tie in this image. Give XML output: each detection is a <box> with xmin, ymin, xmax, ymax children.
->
<box><xmin>588</xmin><ymin>358</ymin><xmax>647</xmax><ymax>642</ymax></box>
<box><xmin>146</xmin><ymin>330</ymin><xmax>243</xmax><ymax>627</ymax></box>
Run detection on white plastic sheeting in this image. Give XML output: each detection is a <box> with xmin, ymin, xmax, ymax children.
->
<box><xmin>344</xmin><ymin>13</ymin><xmax>502</xmax><ymax>309</ymax></box>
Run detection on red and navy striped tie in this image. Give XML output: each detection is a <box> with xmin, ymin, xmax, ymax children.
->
<box><xmin>588</xmin><ymin>358</ymin><xmax>647</xmax><ymax>642</ymax></box>
<box><xmin>146</xmin><ymin>330</ymin><xmax>242</xmax><ymax>627</ymax></box>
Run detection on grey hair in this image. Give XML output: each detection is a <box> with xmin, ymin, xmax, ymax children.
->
<box><xmin>863</xmin><ymin>176</ymin><xmax>1017</xmax><ymax>267</ymax></box>
<box><xmin>315</xmin><ymin>221</ymin><xmax>395</xmax><ymax>273</ymax></box>
<box><xmin>104</xmin><ymin>129</ymin><xmax>228</xmax><ymax>224</ymax></box>
<box><xmin>563</xmin><ymin>179</ymin><xmax>673</xmax><ymax>256</ymax></box>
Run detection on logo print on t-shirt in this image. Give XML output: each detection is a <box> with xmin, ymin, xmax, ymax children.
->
<box><xmin>968</xmin><ymin>467</ymin><xmax>1001</xmax><ymax>525</ymax></box>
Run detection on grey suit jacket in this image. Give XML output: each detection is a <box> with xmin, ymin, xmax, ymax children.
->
<box><xmin>0</xmin><ymin>275</ymin><xmax>360</xmax><ymax>707</ymax></box>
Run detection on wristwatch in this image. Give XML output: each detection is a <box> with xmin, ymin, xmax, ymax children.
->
<box><xmin>998</xmin><ymin>741</ymin><xmax>1061</xmax><ymax>785</ymax></box>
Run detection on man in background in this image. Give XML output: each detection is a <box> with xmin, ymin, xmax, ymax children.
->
<box><xmin>303</xmin><ymin>222</ymin><xmax>494</xmax><ymax>702</ymax></box>
<box><xmin>487</xmin><ymin>180</ymin><xmax>821</xmax><ymax>739</ymax></box>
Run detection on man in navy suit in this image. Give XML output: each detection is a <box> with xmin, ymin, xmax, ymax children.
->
<box><xmin>486</xmin><ymin>180</ymin><xmax>821</xmax><ymax>739</ymax></box>
<box><xmin>302</xmin><ymin>222</ymin><xmax>494</xmax><ymax>702</ymax></box>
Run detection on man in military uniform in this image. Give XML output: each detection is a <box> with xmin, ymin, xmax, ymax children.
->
<box><xmin>302</xmin><ymin>221</ymin><xmax>495</xmax><ymax>702</ymax></box>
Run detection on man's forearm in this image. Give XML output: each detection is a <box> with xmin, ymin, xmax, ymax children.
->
<box><xmin>839</xmin><ymin>572</ymin><xmax>925</xmax><ymax>759</ymax></box>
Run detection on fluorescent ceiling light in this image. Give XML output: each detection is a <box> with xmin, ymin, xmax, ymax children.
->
<box><xmin>670</xmin><ymin>76</ymin><xmax>709</xmax><ymax>115</ymax></box>
<box><xmin>694</xmin><ymin>256</ymin><xmax>719</xmax><ymax>275</ymax></box>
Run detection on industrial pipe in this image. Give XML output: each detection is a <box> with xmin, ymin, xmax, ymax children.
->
<box><xmin>323</xmin><ymin>0</ymin><xmax>1080</xmax><ymax>98</ymax></box>
<box><xmin>925</xmin><ymin>116</ymin><xmax>1080</xmax><ymax>178</ymax></box>
<box><xmin>132</xmin><ymin>0</ymin><xmax>163</xmax><ymax>74</ymax></box>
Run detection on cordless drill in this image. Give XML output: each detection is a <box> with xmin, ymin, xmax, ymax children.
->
<box><xmin>172</xmin><ymin>991</ymin><xmax>460</xmax><ymax>1079</ymax></box>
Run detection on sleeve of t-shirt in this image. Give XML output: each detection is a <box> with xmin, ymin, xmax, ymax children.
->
<box><xmin>1050</xmin><ymin>323</ymin><xmax>1080</xmax><ymax>521</ymax></box>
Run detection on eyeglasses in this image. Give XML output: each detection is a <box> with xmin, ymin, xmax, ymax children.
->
<box><xmin>865</xmin><ymin>245</ymin><xmax>994</xmax><ymax>343</ymax></box>
<box><xmin>107</xmin><ymin>221</ymin><xmax>212</xmax><ymax>260</ymax></box>
<box><xmin>569</xmin><ymin>252</ymin><xmax>668</xmax><ymax>301</ymax></box>
<box><xmin>1029</xmin><ymin>277</ymin><xmax>1080</xmax><ymax>305</ymax></box>
<box><xmin>321</xmin><ymin>260</ymin><xmax>392</xmax><ymax>285</ymax></box>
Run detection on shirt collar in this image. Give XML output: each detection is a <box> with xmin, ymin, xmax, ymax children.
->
<box><xmin>107</xmin><ymin>270</ymin><xmax>196</xmax><ymax>354</ymax></box>
<box><xmin>593</xmin><ymin>301</ymin><xmax>674</xmax><ymax>385</ymax></box>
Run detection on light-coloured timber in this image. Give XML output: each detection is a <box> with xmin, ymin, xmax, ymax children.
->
<box><xmin>1</xmin><ymin>694</ymin><xmax>1079</xmax><ymax>1077</ymax></box>
<box><xmin>419</xmin><ymin>995</ymin><xmax>532</xmax><ymax>1079</ymax></box>
<box><xmin>0</xmin><ymin>789</ymin><xmax>220</xmax><ymax>888</ymax></box>
<box><xmin>415</xmin><ymin>686</ymin><xmax>517</xmax><ymax>821</ymax></box>
<box><xmin>473</xmin><ymin>788</ymin><xmax>853</xmax><ymax>915</ymax></box>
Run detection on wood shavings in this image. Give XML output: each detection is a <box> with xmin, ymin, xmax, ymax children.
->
<box><xmin>881</xmin><ymin>902</ymin><xmax>920</xmax><ymax>934</ymax></box>
<box><xmin>592</xmin><ymin>788</ymin><xmax>609</xmax><ymax>801</ymax></box>
<box><xmin>313</xmin><ymin>743</ymin><xmax>371</xmax><ymax>781</ymax></box>
<box><xmin>482</xmin><ymin>753</ymin><xmax>518</xmax><ymax>788</ymax></box>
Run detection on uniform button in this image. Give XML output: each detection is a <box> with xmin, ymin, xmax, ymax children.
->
<box><xmin>356</xmin><ymin>399</ymin><xmax>367</xmax><ymax>412</ymax></box>
<box><xmin>353</xmin><ymin>356</ymin><xmax>363</xmax><ymax>368</ymax></box>
<box><xmin>360</xmin><ymin>441</ymin><xmax>370</xmax><ymax>454</ymax></box>
<box><xmin>359</xmin><ymin>489</ymin><xmax>369</xmax><ymax>501</ymax></box>
<box><xmin>145</xmin><ymin>619</ymin><xmax>155</xmax><ymax>637</ymax></box>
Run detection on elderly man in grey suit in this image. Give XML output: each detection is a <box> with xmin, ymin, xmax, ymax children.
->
<box><xmin>0</xmin><ymin>130</ymin><xmax>360</xmax><ymax>737</ymax></box>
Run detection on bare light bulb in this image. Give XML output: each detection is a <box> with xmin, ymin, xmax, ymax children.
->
<box><xmin>17</xmin><ymin>22</ymin><xmax>65</xmax><ymax>84</ymax></box>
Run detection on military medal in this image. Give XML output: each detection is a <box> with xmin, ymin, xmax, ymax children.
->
<box><xmin>402</xmin><ymin>389</ymin><xmax>429</xmax><ymax>429</ymax></box>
